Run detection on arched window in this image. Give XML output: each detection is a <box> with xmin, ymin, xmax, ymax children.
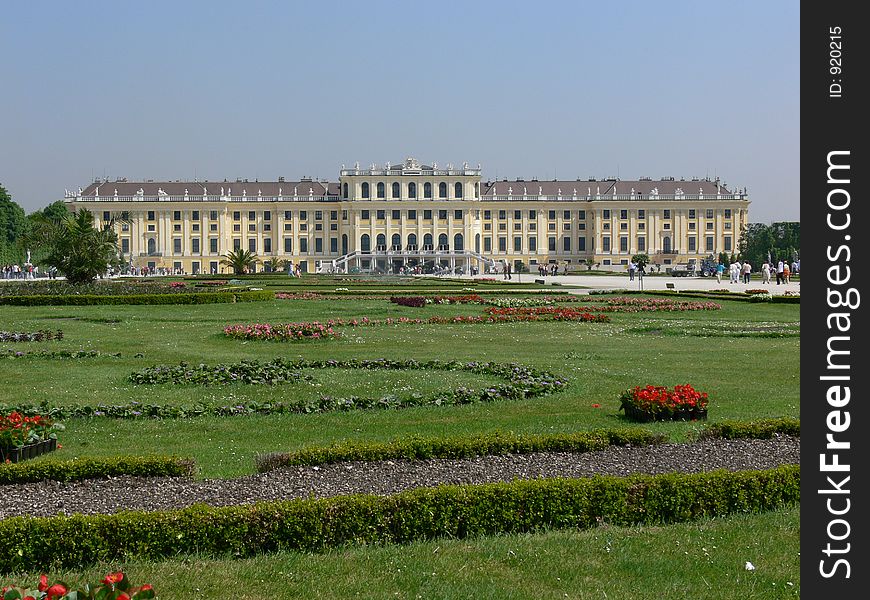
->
<box><xmin>391</xmin><ymin>233</ymin><xmax>401</xmax><ymax>250</ymax></box>
<box><xmin>376</xmin><ymin>233</ymin><xmax>386</xmax><ymax>251</ymax></box>
<box><xmin>423</xmin><ymin>233</ymin><xmax>433</xmax><ymax>250</ymax></box>
<box><xmin>408</xmin><ymin>233</ymin><xmax>417</xmax><ymax>250</ymax></box>
<box><xmin>438</xmin><ymin>182</ymin><xmax>447</xmax><ymax>198</ymax></box>
<box><xmin>343</xmin><ymin>183</ymin><xmax>348</xmax><ymax>199</ymax></box>
<box><xmin>147</xmin><ymin>238</ymin><xmax>156</xmax><ymax>255</ymax></box>
<box><xmin>360</xmin><ymin>234</ymin><xmax>371</xmax><ymax>253</ymax></box>
<box><xmin>392</xmin><ymin>182</ymin><xmax>400</xmax><ymax>199</ymax></box>
<box><xmin>438</xmin><ymin>233</ymin><xmax>449</xmax><ymax>250</ymax></box>
<box><xmin>424</xmin><ymin>182</ymin><xmax>432</xmax><ymax>198</ymax></box>
<box><xmin>408</xmin><ymin>182</ymin><xmax>417</xmax><ymax>198</ymax></box>
<box><xmin>341</xmin><ymin>234</ymin><xmax>348</xmax><ymax>255</ymax></box>
<box><xmin>454</xmin><ymin>233</ymin><xmax>464</xmax><ymax>252</ymax></box>
<box><xmin>663</xmin><ymin>236</ymin><xmax>672</xmax><ymax>253</ymax></box>
<box><xmin>376</xmin><ymin>182</ymin><xmax>385</xmax><ymax>198</ymax></box>
<box><xmin>361</xmin><ymin>182</ymin><xmax>370</xmax><ymax>199</ymax></box>
<box><xmin>455</xmin><ymin>182</ymin><xmax>463</xmax><ymax>198</ymax></box>
<box><xmin>475</xmin><ymin>233</ymin><xmax>480</xmax><ymax>253</ymax></box>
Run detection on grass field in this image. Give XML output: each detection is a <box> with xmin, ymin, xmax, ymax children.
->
<box><xmin>0</xmin><ymin>277</ymin><xmax>800</xmax><ymax>597</ymax></box>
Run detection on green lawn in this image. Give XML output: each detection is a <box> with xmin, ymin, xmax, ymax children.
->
<box><xmin>0</xmin><ymin>284</ymin><xmax>800</xmax><ymax>596</ymax></box>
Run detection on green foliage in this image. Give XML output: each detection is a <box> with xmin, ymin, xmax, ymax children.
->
<box><xmin>0</xmin><ymin>183</ymin><xmax>27</xmax><ymax>264</ymax></box>
<box><xmin>256</xmin><ymin>428</ymin><xmax>665</xmax><ymax>471</ymax></box>
<box><xmin>24</xmin><ymin>208</ymin><xmax>123</xmax><ymax>284</ymax></box>
<box><xmin>0</xmin><ymin>290</ymin><xmax>273</xmax><ymax>306</ymax></box>
<box><xmin>0</xmin><ymin>466</ymin><xmax>799</xmax><ymax>572</ymax></box>
<box><xmin>738</xmin><ymin>221</ymin><xmax>800</xmax><ymax>269</ymax></box>
<box><xmin>630</xmin><ymin>253</ymin><xmax>650</xmax><ymax>269</ymax></box>
<box><xmin>220</xmin><ymin>248</ymin><xmax>259</xmax><ymax>275</ymax></box>
<box><xmin>697</xmin><ymin>417</ymin><xmax>800</xmax><ymax>440</ymax></box>
<box><xmin>0</xmin><ymin>456</ymin><xmax>195</xmax><ymax>485</ymax></box>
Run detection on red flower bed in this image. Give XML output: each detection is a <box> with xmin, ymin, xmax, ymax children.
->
<box><xmin>223</xmin><ymin>322</ymin><xmax>339</xmax><ymax>341</ymax></box>
<box><xmin>485</xmin><ymin>306</ymin><xmax>611</xmax><ymax>321</ymax></box>
<box><xmin>3</xmin><ymin>572</ymin><xmax>155</xmax><ymax>599</ymax></box>
<box><xmin>619</xmin><ymin>384</ymin><xmax>709</xmax><ymax>422</ymax></box>
<box><xmin>583</xmin><ymin>297</ymin><xmax>721</xmax><ymax>312</ymax></box>
<box><xmin>389</xmin><ymin>296</ymin><xmax>427</xmax><ymax>307</ymax></box>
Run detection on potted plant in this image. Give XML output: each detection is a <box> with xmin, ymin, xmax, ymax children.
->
<box><xmin>619</xmin><ymin>384</ymin><xmax>708</xmax><ymax>422</ymax></box>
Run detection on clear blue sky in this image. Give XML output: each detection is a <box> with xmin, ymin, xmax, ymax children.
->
<box><xmin>0</xmin><ymin>0</ymin><xmax>798</xmax><ymax>223</ymax></box>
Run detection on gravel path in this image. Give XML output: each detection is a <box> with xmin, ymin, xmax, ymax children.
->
<box><xmin>0</xmin><ymin>436</ymin><xmax>799</xmax><ymax>519</ymax></box>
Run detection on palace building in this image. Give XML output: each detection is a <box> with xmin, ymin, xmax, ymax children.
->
<box><xmin>64</xmin><ymin>157</ymin><xmax>750</xmax><ymax>275</ymax></box>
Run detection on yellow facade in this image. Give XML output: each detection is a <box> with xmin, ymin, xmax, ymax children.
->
<box><xmin>66</xmin><ymin>157</ymin><xmax>750</xmax><ymax>274</ymax></box>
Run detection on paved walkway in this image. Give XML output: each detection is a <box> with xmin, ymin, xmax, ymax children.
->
<box><xmin>450</xmin><ymin>272</ymin><xmax>801</xmax><ymax>295</ymax></box>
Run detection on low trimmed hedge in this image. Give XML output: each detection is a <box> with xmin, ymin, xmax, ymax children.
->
<box><xmin>0</xmin><ymin>456</ymin><xmax>196</xmax><ymax>485</ymax></box>
<box><xmin>0</xmin><ymin>290</ymin><xmax>274</xmax><ymax>306</ymax></box>
<box><xmin>256</xmin><ymin>428</ymin><xmax>666</xmax><ymax>472</ymax></box>
<box><xmin>697</xmin><ymin>417</ymin><xmax>800</xmax><ymax>440</ymax></box>
<box><xmin>0</xmin><ymin>466</ymin><xmax>799</xmax><ymax>572</ymax></box>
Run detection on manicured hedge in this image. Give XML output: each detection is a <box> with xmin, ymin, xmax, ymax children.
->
<box><xmin>592</xmin><ymin>289</ymin><xmax>800</xmax><ymax>303</ymax></box>
<box><xmin>0</xmin><ymin>466</ymin><xmax>799</xmax><ymax>572</ymax></box>
<box><xmin>0</xmin><ymin>290</ymin><xmax>274</xmax><ymax>306</ymax></box>
<box><xmin>256</xmin><ymin>428</ymin><xmax>666</xmax><ymax>472</ymax></box>
<box><xmin>697</xmin><ymin>417</ymin><xmax>800</xmax><ymax>440</ymax></box>
<box><xmin>0</xmin><ymin>456</ymin><xmax>195</xmax><ymax>485</ymax></box>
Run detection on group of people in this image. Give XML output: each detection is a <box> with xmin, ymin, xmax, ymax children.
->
<box><xmin>2</xmin><ymin>264</ymin><xmax>36</xmax><ymax>279</ymax></box>
<box><xmin>538</xmin><ymin>262</ymin><xmax>567</xmax><ymax>277</ymax></box>
<box><xmin>715</xmin><ymin>258</ymin><xmax>798</xmax><ymax>285</ymax></box>
<box><xmin>628</xmin><ymin>261</ymin><xmax>646</xmax><ymax>281</ymax></box>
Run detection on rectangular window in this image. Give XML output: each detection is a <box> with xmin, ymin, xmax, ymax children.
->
<box><xmin>264</xmin><ymin>238</ymin><xmax>271</xmax><ymax>253</ymax></box>
<box><xmin>706</xmin><ymin>236</ymin><xmax>714</xmax><ymax>251</ymax></box>
<box><xmin>637</xmin><ymin>222</ymin><xmax>645</xmax><ymax>231</ymax></box>
<box><xmin>484</xmin><ymin>210</ymin><xmax>491</xmax><ymax>219</ymax></box>
<box><xmin>498</xmin><ymin>223</ymin><xmax>507</xmax><ymax>231</ymax></box>
<box><xmin>578</xmin><ymin>237</ymin><xmax>586</xmax><ymax>251</ymax></box>
<box><xmin>192</xmin><ymin>262</ymin><xmax>200</xmax><ymax>275</ymax></box>
<box><xmin>300</xmin><ymin>211</ymin><xmax>307</xmax><ymax>220</ymax></box>
<box><xmin>314</xmin><ymin>224</ymin><xmax>323</xmax><ymax>231</ymax></box>
<box><xmin>689</xmin><ymin>223</ymin><xmax>696</xmax><ymax>230</ymax></box>
<box><xmin>548</xmin><ymin>237</ymin><xmax>556</xmax><ymax>252</ymax></box>
<box><xmin>563</xmin><ymin>237</ymin><xmax>572</xmax><ymax>252</ymax></box>
<box><xmin>602</xmin><ymin>237</ymin><xmax>611</xmax><ymax>252</ymax></box>
<box><xmin>663</xmin><ymin>223</ymin><xmax>671</xmax><ymax>230</ymax></box>
<box><xmin>688</xmin><ymin>237</ymin><xmax>696</xmax><ymax>251</ymax></box>
<box><xmin>619</xmin><ymin>236</ymin><xmax>628</xmax><ymax>252</ymax></box>
<box><xmin>192</xmin><ymin>223</ymin><xmax>200</xmax><ymax>232</ymax></box>
<box><xmin>283</xmin><ymin>223</ymin><xmax>292</xmax><ymax>232</ymax></box>
<box><xmin>233</xmin><ymin>211</ymin><xmax>240</xmax><ymax>221</ymax></box>
<box><xmin>147</xmin><ymin>211</ymin><xmax>155</xmax><ymax>221</ymax></box>
<box><xmin>484</xmin><ymin>237</ymin><xmax>492</xmax><ymax>251</ymax></box>
<box><xmin>529</xmin><ymin>210</ymin><xmax>536</xmax><ymax>220</ymax></box>
<box><xmin>248</xmin><ymin>224</ymin><xmax>256</xmax><ymax>232</ymax></box>
<box><xmin>330</xmin><ymin>238</ymin><xmax>338</xmax><ymax>253</ymax></box>
<box><xmin>391</xmin><ymin>210</ymin><xmax>400</xmax><ymax>220</ymax></box>
<box><xmin>263</xmin><ymin>211</ymin><xmax>271</xmax><ymax>221</ymax></box>
<box><xmin>638</xmin><ymin>210</ymin><xmax>645</xmax><ymax>219</ymax></box>
<box><xmin>620</xmin><ymin>223</ymin><xmax>628</xmax><ymax>231</ymax></box>
<box><xmin>706</xmin><ymin>222</ymin><xmax>714</xmax><ymax>231</ymax></box>
<box><xmin>315</xmin><ymin>211</ymin><xmax>322</xmax><ymax>220</ymax></box>
<box><xmin>192</xmin><ymin>210</ymin><xmax>200</xmax><ymax>220</ymax></box>
<box><xmin>330</xmin><ymin>210</ymin><xmax>337</xmax><ymax>221</ymax></box>
<box><xmin>454</xmin><ymin>210</ymin><xmax>463</xmax><ymax>220</ymax></box>
<box><xmin>564</xmin><ymin>210</ymin><xmax>571</xmax><ymax>220</ymax></box>
<box><xmin>725</xmin><ymin>209</ymin><xmax>732</xmax><ymax>218</ymax></box>
<box><xmin>548</xmin><ymin>210</ymin><xmax>556</xmax><ymax>220</ymax></box>
<box><xmin>210</xmin><ymin>210</ymin><xmax>218</xmax><ymax>220</ymax></box>
<box><xmin>438</xmin><ymin>210</ymin><xmax>448</xmax><ymax>220</ymax></box>
<box><xmin>578</xmin><ymin>210</ymin><xmax>586</xmax><ymax>220</ymax></box>
<box><xmin>529</xmin><ymin>223</ymin><xmax>536</xmax><ymax>231</ymax></box>
<box><xmin>514</xmin><ymin>236</ymin><xmax>522</xmax><ymax>252</ymax></box>
<box><xmin>173</xmin><ymin>211</ymin><xmax>181</xmax><ymax>221</ymax></box>
<box><xmin>248</xmin><ymin>238</ymin><xmax>256</xmax><ymax>253</ymax></box>
<box><xmin>315</xmin><ymin>238</ymin><xmax>323</xmax><ymax>253</ymax></box>
<box><xmin>299</xmin><ymin>224</ymin><xmax>307</xmax><ymax>231</ymax></box>
<box><xmin>233</xmin><ymin>238</ymin><xmax>241</xmax><ymax>251</ymax></box>
<box><xmin>563</xmin><ymin>223</ymin><xmax>571</xmax><ymax>231</ymax></box>
<box><xmin>121</xmin><ymin>238</ymin><xmax>129</xmax><ymax>253</ymax></box>
<box><xmin>602</xmin><ymin>223</ymin><xmax>610</xmax><ymax>231</ymax></box>
<box><xmin>299</xmin><ymin>238</ymin><xmax>308</xmax><ymax>253</ymax></box>
<box><xmin>284</xmin><ymin>238</ymin><xmax>292</xmax><ymax>253</ymax></box>
<box><xmin>263</xmin><ymin>224</ymin><xmax>271</xmax><ymax>232</ymax></box>
<box><xmin>248</xmin><ymin>211</ymin><xmax>255</xmax><ymax>221</ymax></box>
<box><xmin>725</xmin><ymin>222</ymin><xmax>732</xmax><ymax>230</ymax></box>
<box><xmin>498</xmin><ymin>210</ymin><xmax>506</xmax><ymax>220</ymax></box>
<box><xmin>330</xmin><ymin>223</ymin><xmax>337</xmax><ymax>231</ymax></box>
<box><xmin>663</xmin><ymin>209</ymin><xmax>671</xmax><ymax>219</ymax></box>
<box><xmin>408</xmin><ymin>210</ymin><xmax>417</xmax><ymax>220</ymax></box>
<box><xmin>706</xmin><ymin>209</ymin><xmax>714</xmax><ymax>219</ymax></box>
<box><xmin>376</xmin><ymin>210</ymin><xmax>385</xmax><ymax>220</ymax></box>
<box><xmin>514</xmin><ymin>210</ymin><xmax>522</xmax><ymax>220</ymax></box>
<box><xmin>233</xmin><ymin>224</ymin><xmax>241</xmax><ymax>232</ymax></box>
<box><xmin>424</xmin><ymin>209</ymin><xmax>432</xmax><ymax>220</ymax></box>
<box><xmin>498</xmin><ymin>237</ymin><xmax>507</xmax><ymax>252</ymax></box>
<box><xmin>210</xmin><ymin>238</ymin><xmax>218</xmax><ymax>253</ymax></box>
<box><xmin>191</xmin><ymin>238</ymin><xmax>200</xmax><ymax>254</ymax></box>
<box><xmin>528</xmin><ymin>237</ymin><xmax>537</xmax><ymax>252</ymax></box>
<box><xmin>342</xmin><ymin>210</ymin><xmax>348</xmax><ymax>220</ymax></box>
<box><xmin>637</xmin><ymin>237</ymin><xmax>645</xmax><ymax>251</ymax></box>
<box><xmin>284</xmin><ymin>210</ymin><xmax>293</xmax><ymax>219</ymax></box>
<box><xmin>689</xmin><ymin>209</ymin><xmax>696</xmax><ymax>219</ymax></box>
<box><xmin>620</xmin><ymin>210</ymin><xmax>628</xmax><ymax>219</ymax></box>
<box><xmin>484</xmin><ymin>223</ymin><xmax>492</xmax><ymax>231</ymax></box>
<box><xmin>173</xmin><ymin>224</ymin><xmax>182</xmax><ymax>232</ymax></box>
<box><xmin>578</xmin><ymin>223</ymin><xmax>585</xmax><ymax>230</ymax></box>
<box><xmin>361</xmin><ymin>210</ymin><xmax>370</xmax><ymax>220</ymax></box>
<box><xmin>602</xmin><ymin>209</ymin><xmax>610</xmax><ymax>219</ymax></box>
<box><xmin>210</xmin><ymin>223</ymin><xmax>218</xmax><ymax>232</ymax></box>
<box><xmin>724</xmin><ymin>237</ymin><xmax>732</xmax><ymax>251</ymax></box>
<box><xmin>173</xmin><ymin>238</ymin><xmax>182</xmax><ymax>254</ymax></box>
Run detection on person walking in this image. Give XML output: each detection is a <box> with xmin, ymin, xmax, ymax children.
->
<box><xmin>776</xmin><ymin>259</ymin><xmax>785</xmax><ymax>285</ymax></box>
<box><xmin>716</xmin><ymin>261</ymin><xmax>724</xmax><ymax>284</ymax></box>
<box><xmin>629</xmin><ymin>261</ymin><xmax>636</xmax><ymax>281</ymax></box>
<box><xmin>783</xmin><ymin>261</ymin><xmax>790</xmax><ymax>284</ymax></box>
<box><xmin>742</xmin><ymin>261</ymin><xmax>752</xmax><ymax>284</ymax></box>
<box><xmin>762</xmin><ymin>261</ymin><xmax>771</xmax><ymax>284</ymax></box>
<box><xmin>506</xmin><ymin>261</ymin><xmax>512</xmax><ymax>280</ymax></box>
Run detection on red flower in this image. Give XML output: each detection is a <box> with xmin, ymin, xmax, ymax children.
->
<box><xmin>102</xmin><ymin>571</ymin><xmax>125</xmax><ymax>586</ymax></box>
<box><xmin>38</xmin><ymin>574</ymin><xmax>49</xmax><ymax>592</ymax></box>
<box><xmin>591</xmin><ymin>403</ymin><xmax>601</xmax><ymax>408</ymax></box>
<box><xmin>45</xmin><ymin>583</ymin><xmax>68</xmax><ymax>599</ymax></box>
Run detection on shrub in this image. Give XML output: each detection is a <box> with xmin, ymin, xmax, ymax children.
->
<box><xmin>0</xmin><ymin>466</ymin><xmax>799</xmax><ymax>572</ymax></box>
<box><xmin>697</xmin><ymin>418</ymin><xmax>800</xmax><ymax>440</ymax></box>
<box><xmin>389</xmin><ymin>296</ymin><xmax>427</xmax><ymax>308</ymax></box>
<box><xmin>0</xmin><ymin>456</ymin><xmax>195</xmax><ymax>484</ymax></box>
<box><xmin>0</xmin><ymin>290</ymin><xmax>273</xmax><ymax>306</ymax></box>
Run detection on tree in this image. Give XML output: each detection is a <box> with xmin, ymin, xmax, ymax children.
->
<box><xmin>0</xmin><ymin>183</ymin><xmax>27</xmax><ymax>264</ymax></box>
<box><xmin>631</xmin><ymin>253</ymin><xmax>650</xmax><ymax>269</ymax></box>
<box><xmin>221</xmin><ymin>248</ymin><xmax>259</xmax><ymax>274</ymax></box>
<box><xmin>25</xmin><ymin>208</ymin><xmax>122</xmax><ymax>284</ymax></box>
<box><xmin>262</xmin><ymin>258</ymin><xmax>289</xmax><ymax>273</ymax></box>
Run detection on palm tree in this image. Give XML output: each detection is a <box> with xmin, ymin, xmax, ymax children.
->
<box><xmin>220</xmin><ymin>248</ymin><xmax>259</xmax><ymax>274</ymax></box>
<box><xmin>25</xmin><ymin>208</ymin><xmax>123</xmax><ymax>284</ymax></box>
<box><xmin>262</xmin><ymin>258</ymin><xmax>289</xmax><ymax>273</ymax></box>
